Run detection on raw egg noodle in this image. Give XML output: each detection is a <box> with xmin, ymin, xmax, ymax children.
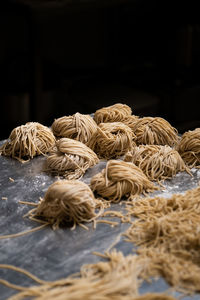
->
<box><xmin>0</xmin><ymin>103</ymin><xmax>199</xmax><ymax>299</ymax></box>
<box><xmin>0</xmin><ymin>122</ymin><xmax>56</xmax><ymax>163</ymax></box>
<box><xmin>124</xmin><ymin>185</ymin><xmax>200</xmax><ymax>292</ymax></box>
<box><xmin>93</xmin><ymin>103</ymin><xmax>132</xmax><ymax>124</ymax></box>
<box><xmin>26</xmin><ymin>179</ymin><xmax>104</xmax><ymax>230</ymax></box>
<box><xmin>0</xmin><ymin>250</ymin><xmax>176</xmax><ymax>300</ymax></box>
<box><xmin>129</xmin><ymin>117</ymin><xmax>179</xmax><ymax>146</ymax></box>
<box><xmin>52</xmin><ymin>113</ymin><xmax>97</xmax><ymax>149</ymax></box>
<box><xmin>90</xmin><ymin>160</ymin><xmax>159</xmax><ymax>202</ymax></box>
<box><xmin>124</xmin><ymin>145</ymin><xmax>191</xmax><ymax>181</ymax></box>
<box><xmin>46</xmin><ymin>138</ymin><xmax>99</xmax><ymax>179</ymax></box>
<box><xmin>176</xmin><ymin>128</ymin><xmax>200</xmax><ymax>168</ymax></box>
<box><xmin>93</xmin><ymin>122</ymin><xmax>136</xmax><ymax>159</ymax></box>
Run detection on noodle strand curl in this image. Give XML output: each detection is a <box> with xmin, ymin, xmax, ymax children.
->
<box><xmin>0</xmin><ymin>122</ymin><xmax>56</xmax><ymax>163</ymax></box>
<box><xmin>52</xmin><ymin>113</ymin><xmax>97</xmax><ymax>149</ymax></box>
<box><xmin>90</xmin><ymin>160</ymin><xmax>158</xmax><ymax>202</ymax></box>
<box><xmin>92</xmin><ymin>122</ymin><xmax>136</xmax><ymax>159</ymax></box>
<box><xmin>176</xmin><ymin>128</ymin><xmax>200</xmax><ymax>168</ymax></box>
<box><xmin>128</xmin><ymin>117</ymin><xmax>179</xmax><ymax>146</ymax></box>
<box><xmin>27</xmin><ymin>179</ymin><xmax>103</xmax><ymax>230</ymax></box>
<box><xmin>93</xmin><ymin>103</ymin><xmax>132</xmax><ymax>124</ymax></box>
<box><xmin>124</xmin><ymin>145</ymin><xmax>191</xmax><ymax>181</ymax></box>
<box><xmin>46</xmin><ymin>138</ymin><xmax>99</xmax><ymax>179</ymax></box>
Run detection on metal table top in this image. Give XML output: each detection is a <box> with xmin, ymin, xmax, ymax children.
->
<box><xmin>0</xmin><ymin>140</ymin><xmax>200</xmax><ymax>299</ymax></box>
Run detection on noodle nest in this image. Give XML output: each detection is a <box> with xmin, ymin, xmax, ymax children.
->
<box><xmin>176</xmin><ymin>128</ymin><xmax>200</xmax><ymax>168</ymax></box>
<box><xmin>124</xmin><ymin>145</ymin><xmax>190</xmax><ymax>181</ymax></box>
<box><xmin>93</xmin><ymin>122</ymin><xmax>136</xmax><ymax>159</ymax></box>
<box><xmin>93</xmin><ymin>103</ymin><xmax>132</xmax><ymax>124</ymax></box>
<box><xmin>130</xmin><ymin>117</ymin><xmax>179</xmax><ymax>146</ymax></box>
<box><xmin>0</xmin><ymin>122</ymin><xmax>56</xmax><ymax>162</ymax></box>
<box><xmin>90</xmin><ymin>160</ymin><xmax>158</xmax><ymax>202</ymax></box>
<box><xmin>27</xmin><ymin>179</ymin><xmax>101</xmax><ymax>230</ymax></box>
<box><xmin>46</xmin><ymin>138</ymin><xmax>99</xmax><ymax>179</ymax></box>
<box><xmin>51</xmin><ymin>113</ymin><xmax>98</xmax><ymax>149</ymax></box>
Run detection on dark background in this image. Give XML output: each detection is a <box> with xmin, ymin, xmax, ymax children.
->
<box><xmin>1</xmin><ymin>0</ymin><xmax>200</xmax><ymax>140</ymax></box>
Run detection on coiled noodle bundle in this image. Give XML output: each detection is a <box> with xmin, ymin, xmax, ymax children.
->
<box><xmin>28</xmin><ymin>180</ymin><xmax>101</xmax><ymax>230</ymax></box>
<box><xmin>124</xmin><ymin>145</ymin><xmax>190</xmax><ymax>181</ymax></box>
<box><xmin>90</xmin><ymin>160</ymin><xmax>158</xmax><ymax>202</ymax></box>
<box><xmin>52</xmin><ymin>113</ymin><xmax>98</xmax><ymax>149</ymax></box>
<box><xmin>94</xmin><ymin>103</ymin><xmax>132</xmax><ymax>124</ymax></box>
<box><xmin>176</xmin><ymin>128</ymin><xmax>200</xmax><ymax>168</ymax></box>
<box><xmin>93</xmin><ymin>122</ymin><xmax>136</xmax><ymax>159</ymax></box>
<box><xmin>130</xmin><ymin>117</ymin><xmax>179</xmax><ymax>146</ymax></box>
<box><xmin>46</xmin><ymin>138</ymin><xmax>99</xmax><ymax>179</ymax></box>
<box><xmin>0</xmin><ymin>122</ymin><xmax>56</xmax><ymax>162</ymax></box>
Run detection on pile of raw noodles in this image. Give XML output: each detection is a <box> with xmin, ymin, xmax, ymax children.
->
<box><xmin>1</xmin><ymin>102</ymin><xmax>200</xmax><ymax>299</ymax></box>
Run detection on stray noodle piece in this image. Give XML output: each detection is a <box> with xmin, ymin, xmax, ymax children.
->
<box><xmin>1</xmin><ymin>197</ymin><xmax>8</xmax><ymax>200</ymax></box>
<box><xmin>26</xmin><ymin>179</ymin><xmax>104</xmax><ymax>230</ymax></box>
<box><xmin>96</xmin><ymin>219</ymin><xmax>119</xmax><ymax>226</ymax></box>
<box><xmin>0</xmin><ymin>224</ymin><xmax>48</xmax><ymax>240</ymax></box>
<box><xmin>93</xmin><ymin>103</ymin><xmax>132</xmax><ymax>124</ymax></box>
<box><xmin>176</xmin><ymin>128</ymin><xmax>200</xmax><ymax>168</ymax></box>
<box><xmin>128</xmin><ymin>117</ymin><xmax>179</xmax><ymax>146</ymax></box>
<box><xmin>133</xmin><ymin>293</ymin><xmax>177</xmax><ymax>300</ymax></box>
<box><xmin>46</xmin><ymin>138</ymin><xmax>99</xmax><ymax>180</ymax></box>
<box><xmin>9</xmin><ymin>177</ymin><xmax>15</xmax><ymax>182</ymax></box>
<box><xmin>0</xmin><ymin>122</ymin><xmax>56</xmax><ymax>163</ymax></box>
<box><xmin>90</xmin><ymin>160</ymin><xmax>159</xmax><ymax>202</ymax></box>
<box><xmin>92</xmin><ymin>122</ymin><xmax>136</xmax><ymax>159</ymax></box>
<box><xmin>124</xmin><ymin>145</ymin><xmax>191</xmax><ymax>181</ymax></box>
<box><xmin>51</xmin><ymin>113</ymin><xmax>98</xmax><ymax>149</ymax></box>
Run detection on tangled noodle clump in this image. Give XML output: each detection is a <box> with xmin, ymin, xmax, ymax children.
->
<box><xmin>130</xmin><ymin>117</ymin><xmax>179</xmax><ymax>146</ymax></box>
<box><xmin>0</xmin><ymin>122</ymin><xmax>56</xmax><ymax>162</ymax></box>
<box><xmin>124</xmin><ymin>145</ymin><xmax>191</xmax><ymax>181</ymax></box>
<box><xmin>93</xmin><ymin>122</ymin><xmax>136</xmax><ymax>159</ymax></box>
<box><xmin>93</xmin><ymin>103</ymin><xmax>132</xmax><ymax>124</ymax></box>
<box><xmin>1</xmin><ymin>250</ymin><xmax>175</xmax><ymax>300</ymax></box>
<box><xmin>176</xmin><ymin>128</ymin><xmax>200</xmax><ymax>168</ymax></box>
<box><xmin>52</xmin><ymin>113</ymin><xmax>98</xmax><ymax>149</ymax></box>
<box><xmin>46</xmin><ymin>138</ymin><xmax>99</xmax><ymax>179</ymax></box>
<box><xmin>27</xmin><ymin>179</ymin><xmax>102</xmax><ymax>230</ymax></box>
<box><xmin>90</xmin><ymin>160</ymin><xmax>158</xmax><ymax>202</ymax></box>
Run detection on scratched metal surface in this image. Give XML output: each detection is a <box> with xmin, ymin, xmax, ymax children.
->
<box><xmin>0</xmin><ymin>139</ymin><xmax>200</xmax><ymax>299</ymax></box>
